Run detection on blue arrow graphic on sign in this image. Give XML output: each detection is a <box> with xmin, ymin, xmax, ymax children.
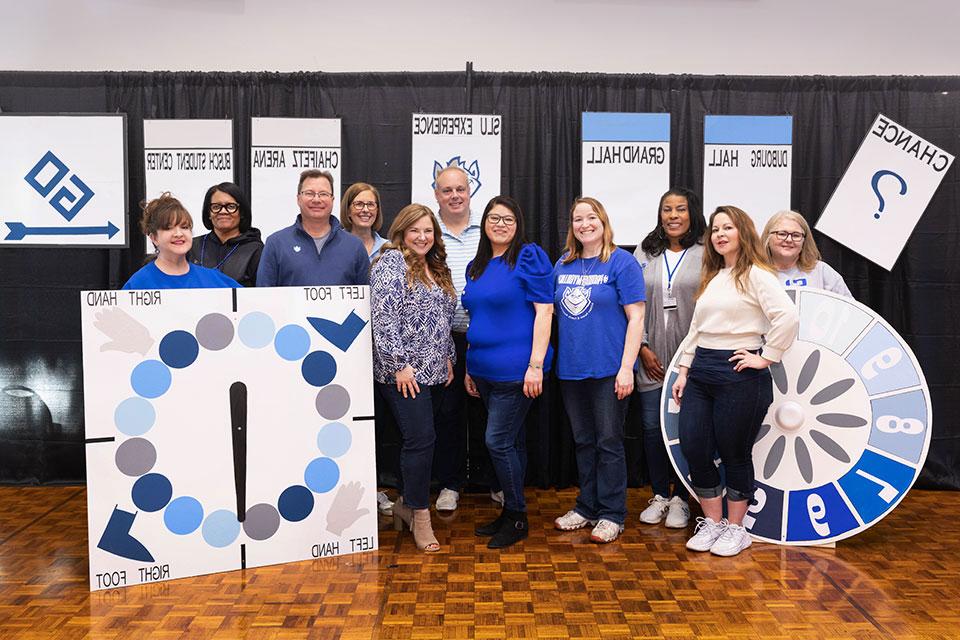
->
<box><xmin>4</xmin><ymin>221</ymin><xmax>119</xmax><ymax>240</ymax></box>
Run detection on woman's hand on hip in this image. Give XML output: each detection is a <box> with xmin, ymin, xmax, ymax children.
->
<box><xmin>729</xmin><ymin>349</ymin><xmax>773</xmax><ymax>372</ymax></box>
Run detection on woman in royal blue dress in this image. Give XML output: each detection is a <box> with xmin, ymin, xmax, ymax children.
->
<box><xmin>461</xmin><ymin>196</ymin><xmax>554</xmax><ymax>549</ymax></box>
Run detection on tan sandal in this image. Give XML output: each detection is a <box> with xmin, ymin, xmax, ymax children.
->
<box><xmin>392</xmin><ymin>498</ymin><xmax>440</xmax><ymax>552</ymax></box>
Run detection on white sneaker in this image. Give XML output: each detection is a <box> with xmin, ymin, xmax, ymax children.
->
<box><xmin>590</xmin><ymin>519</ymin><xmax>625</xmax><ymax>544</ymax></box>
<box><xmin>435</xmin><ymin>488</ymin><xmax>459</xmax><ymax>512</ymax></box>
<box><xmin>710</xmin><ymin>523</ymin><xmax>752</xmax><ymax>556</ymax></box>
<box><xmin>639</xmin><ymin>495</ymin><xmax>670</xmax><ymax>524</ymax></box>
<box><xmin>686</xmin><ymin>517</ymin><xmax>727</xmax><ymax>552</ymax></box>
<box><xmin>664</xmin><ymin>496</ymin><xmax>691</xmax><ymax>529</ymax></box>
<box><xmin>554</xmin><ymin>509</ymin><xmax>597</xmax><ymax>531</ymax></box>
<box><xmin>376</xmin><ymin>491</ymin><xmax>393</xmax><ymax>516</ymax></box>
<box><xmin>490</xmin><ymin>490</ymin><xmax>504</xmax><ymax>505</ymax></box>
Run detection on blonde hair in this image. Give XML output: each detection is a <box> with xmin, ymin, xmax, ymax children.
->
<box><xmin>761</xmin><ymin>210</ymin><xmax>821</xmax><ymax>272</ymax></box>
<box><xmin>561</xmin><ymin>197</ymin><xmax>617</xmax><ymax>264</ymax></box>
<box><xmin>376</xmin><ymin>204</ymin><xmax>456</xmax><ymax>298</ymax></box>
<box><xmin>698</xmin><ymin>206</ymin><xmax>774</xmax><ymax>297</ymax></box>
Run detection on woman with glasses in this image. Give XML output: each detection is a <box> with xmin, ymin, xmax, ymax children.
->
<box><xmin>461</xmin><ymin>196</ymin><xmax>553</xmax><ymax>549</ymax></box>
<box><xmin>190</xmin><ymin>182</ymin><xmax>263</xmax><ymax>287</ymax></box>
<box><xmin>761</xmin><ymin>210</ymin><xmax>852</xmax><ymax>297</ymax></box>
<box><xmin>341</xmin><ymin>182</ymin><xmax>388</xmax><ymax>261</ymax></box>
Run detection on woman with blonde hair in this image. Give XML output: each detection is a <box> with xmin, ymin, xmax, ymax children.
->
<box><xmin>370</xmin><ymin>203</ymin><xmax>456</xmax><ymax>552</ymax></box>
<box><xmin>761</xmin><ymin>210</ymin><xmax>851</xmax><ymax>296</ymax></box>
<box><xmin>672</xmin><ymin>206</ymin><xmax>798</xmax><ymax>557</ymax></box>
<box><xmin>341</xmin><ymin>182</ymin><xmax>388</xmax><ymax>260</ymax></box>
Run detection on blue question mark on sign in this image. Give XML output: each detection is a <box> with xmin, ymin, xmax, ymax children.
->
<box><xmin>870</xmin><ymin>170</ymin><xmax>907</xmax><ymax>220</ymax></box>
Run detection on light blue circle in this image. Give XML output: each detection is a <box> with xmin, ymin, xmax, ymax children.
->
<box><xmin>274</xmin><ymin>324</ymin><xmax>311</xmax><ymax>361</ymax></box>
<box><xmin>317</xmin><ymin>422</ymin><xmax>352</xmax><ymax>458</ymax></box>
<box><xmin>164</xmin><ymin>496</ymin><xmax>204</xmax><ymax>535</ymax></box>
<box><xmin>304</xmin><ymin>457</ymin><xmax>340</xmax><ymax>494</ymax></box>
<box><xmin>238</xmin><ymin>312</ymin><xmax>275</xmax><ymax>349</ymax></box>
<box><xmin>202</xmin><ymin>509</ymin><xmax>241</xmax><ymax>547</ymax></box>
<box><xmin>114</xmin><ymin>397</ymin><xmax>156</xmax><ymax>436</ymax></box>
<box><xmin>130</xmin><ymin>360</ymin><xmax>171</xmax><ymax>398</ymax></box>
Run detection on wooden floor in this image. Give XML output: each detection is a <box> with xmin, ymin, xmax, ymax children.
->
<box><xmin>0</xmin><ymin>488</ymin><xmax>958</xmax><ymax>640</ymax></box>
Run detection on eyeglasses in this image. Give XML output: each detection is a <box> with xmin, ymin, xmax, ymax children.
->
<box><xmin>772</xmin><ymin>230</ymin><xmax>805</xmax><ymax>242</ymax></box>
<box><xmin>487</xmin><ymin>214</ymin><xmax>516</xmax><ymax>226</ymax></box>
<box><xmin>300</xmin><ymin>190</ymin><xmax>333</xmax><ymax>200</ymax></box>
<box><xmin>209</xmin><ymin>203</ymin><xmax>239</xmax><ymax>214</ymax></box>
<box><xmin>352</xmin><ymin>201</ymin><xmax>378</xmax><ymax>211</ymax></box>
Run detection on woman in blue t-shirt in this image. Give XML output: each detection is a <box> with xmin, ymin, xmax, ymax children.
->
<box><xmin>461</xmin><ymin>196</ymin><xmax>554</xmax><ymax>550</ymax></box>
<box><xmin>124</xmin><ymin>193</ymin><xmax>240</xmax><ymax>290</ymax></box>
<box><xmin>553</xmin><ymin>197</ymin><xmax>646</xmax><ymax>544</ymax></box>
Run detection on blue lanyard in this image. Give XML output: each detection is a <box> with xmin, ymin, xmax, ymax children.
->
<box><xmin>664</xmin><ymin>249</ymin><xmax>688</xmax><ymax>288</ymax></box>
<box><xmin>201</xmin><ymin>235</ymin><xmax>241</xmax><ymax>271</ymax></box>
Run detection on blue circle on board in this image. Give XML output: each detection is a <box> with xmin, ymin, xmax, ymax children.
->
<box><xmin>317</xmin><ymin>422</ymin><xmax>352</xmax><ymax>458</ymax></box>
<box><xmin>278</xmin><ymin>485</ymin><xmax>315</xmax><ymax>522</ymax></box>
<box><xmin>132</xmin><ymin>473</ymin><xmax>173</xmax><ymax>512</ymax></box>
<box><xmin>238</xmin><ymin>312</ymin><xmax>275</xmax><ymax>349</ymax></box>
<box><xmin>164</xmin><ymin>496</ymin><xmax>204</xmax><ymax>535</ymax></box>
<box><xmin>130</xmin><ymin>360</ymin><xmax>171</xmax><ymax>398</ymax></box>
<box><xmin>114</xmin><ymin>397</ymin><xmax>156</xmax><ymax>436</ymax></box>
<box><xmin>301</xmin><ymin>351</ymin><xmax>337</xmax><ymax>387</ymax></box>
<box><xmin>274</xmin><ymin>324</ymin><xmax>311</xmax><ymax>361</ymax></box>
<box><xmin>159</xmin><ymin>330</ymin><xmax>200</xmax><ymax>369</ymax></box>
<box><xmin>304</xmin><ymin>457</ymin><xmax>340</xmax><ymax>494</ymax></box>
<box><xmin>202</xmin><ymin>509</ymin><xmax>241</xmax><ymax>548</ymax></box>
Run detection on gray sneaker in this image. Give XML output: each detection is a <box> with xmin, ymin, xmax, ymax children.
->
<box><xmin>376</xmin><ymin>491</ymin><xmax>394</xmax><ymax>516</ymax></box>
<box><xmin>639</xmin><ymin>495</ymin><xmax>670</xmax><ymax>524</ymax></box>
<box><xmin>554</xmin><ymin>509</ymin><xmax>597</xmax><ymax>531</ymax></box>
<box><xmin>710</xmin><ymin>523</ymin><xmax>752</xmax><ymax>556</ymax></box>
<box><xmin>664</xmin><ymin>496</ymin><xmax>690</xmax><ymax>529</ymax></box>
<box><xmin>590</xmin><ymin>519</ymin><xmax>625</xmax><ymax>544</ymax></box>
<box><xmin>686</xmin><ymin>517</ymin><xmax>727</xmax><ymax>552</ymax></box>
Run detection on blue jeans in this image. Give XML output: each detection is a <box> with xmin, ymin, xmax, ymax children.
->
<box><xmin>560</xmin><ymin>376</ymin><xmax>629</xmax><ymax>525</ymax></box>
<box><xmin>638</xmin><ymin>388</ymin><xmax>689</xmax><ymax>500</ymax></box>
<box><xmin>473</xmin><ymin>377</ymin><xmax>533</xmax><ymax>512</ymax></box>
<box><xmin>678</xmin><ymin>348</ymin><xmax>773</xmax><ymax>502</ymax></box>
<box><xmin>377</xmin><ymin>383</ymin><xmax>445</xmax><ymax>510</ymax></box>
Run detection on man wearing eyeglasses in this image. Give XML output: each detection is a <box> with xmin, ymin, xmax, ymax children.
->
<box><xmin>256</xmin><ymin>169</ymin><xmax>369</xmax><ymax>287</ymax></box>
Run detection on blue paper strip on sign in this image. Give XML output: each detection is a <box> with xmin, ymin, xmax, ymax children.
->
<box><xmin>704</xmin><ymin>115</ymin><xmax>793</xmax><ymax>145</ymax></box>
<box><xmin>582</xmin><ymin>112</ymin><xmax>670</xmax><ymax>142</ymax></box>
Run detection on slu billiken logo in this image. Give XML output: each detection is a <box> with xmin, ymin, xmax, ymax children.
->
<box><xmin>431</xmin><ymin>156</ymin><xmax>482</xmax><ymax>196</ymax></box>
<box><xmin>561</xmin><ymin>285</ymin><xmax>593</xmax><ymax>319</ymax></box>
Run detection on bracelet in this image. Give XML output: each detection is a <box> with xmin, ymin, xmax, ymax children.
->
<box><xmin>528</xmin><ymin>362</ymin><xmax>543</xmax><ymax>370</ymax></box>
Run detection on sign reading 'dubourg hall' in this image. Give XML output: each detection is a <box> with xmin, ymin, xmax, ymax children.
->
<box><xmin>816</xmin><ymin>113</ymin><xmax>955</xmax><ymax>271</ymax></box>
<box><xmin>581</xmin><ymin>112</ymin><xmax>670</xmax><ymax>245</ymax></box>
<box><xmin>703</xmin><ymin>115</ymin><xmax>792</xmax><ymax>232</ymax></box>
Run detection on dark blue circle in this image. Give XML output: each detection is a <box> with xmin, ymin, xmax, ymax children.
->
<box><xmin>278</xmin><ymin>485</ymin><xmax>315</xmax><ymax>522</ymax></box>
<box><xmin>301</xmin><ymin>351</ymin><xmax>337</xmax><ymax>387</ymax></box>
<box><xmin>132</xmin><ymin>473</ymin><xmax>173</xmax><ymax>512</ymax></box>
<box><xmin>159</xmin><ymin>330</ymin><xmax>199</xmax><ymax>369</ymax></box>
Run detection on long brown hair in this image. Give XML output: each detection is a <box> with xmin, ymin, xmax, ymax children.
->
<box><xmin>698</xmin><ymin>205</ymin><xmax>774</xmax><ymax>297</ymax></box>
<box><xmin>761</xmin><ymin>210</ymin><xmax>820</xmax><ymax>272</ymax></box>
<box><xmin>561</xmin><ymin>197</ymin><xmax>617</xmax><ymax>264</ymax></box>
<box><xmin>377</xmin><ymin>204</ymin><xmax>456</xmax><ymax>298</ymax></box>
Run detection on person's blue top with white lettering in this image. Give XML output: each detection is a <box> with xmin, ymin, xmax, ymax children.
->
<box><xmin>553</xmin><ymin>247</ymin><xmax>645</xmax><ymax>380</ymax></box>
<box><xmin>462</xmin><ymin>244</ymin><xmax>554</xmax><ymax>382</ymax></box>
<box><xmin>122</xmin><ymin>261</ymin><xmax>240</xmax><ymax>290</ymax></box>
<box><xmin>256</xmin><ymin>215</ymin><xmax>370</xmax><ymax>287</ymax></box>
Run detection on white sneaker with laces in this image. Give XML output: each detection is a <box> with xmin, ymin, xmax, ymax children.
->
<box><xmin>639</xmin><ymin>495</ymin><xmax>670</xmax><ymax>524</ymax></box>
<box><xmin>554</xmin><ymin>509</ymin><xmax>597</xmax><ymax>531</ymax></box>
<box><xmin>590</xmin><ymin>519</ymin><xmax>625</xmax><ymax>544</ymax></box>
<box><xmin>490</xmin><ymin>490</ymin><xmax>504</xmax><ymax>505</ymax></box>
<box><xmin>664</xmin><ymin>496</ymin><xmax>691</xmax><ymax>529</ymax></box>
<box><xmin>376</xmin><ymin>491</ymin><xmax>394</xmax><ymax>516</ymax></box>
<box><xmin>710</xmin><ymin>522</ymin><xmax>752</xmax><ymax>556</ymax></box>
<box><xmin>686</xmin><ymin>517</ymin><xmax>727</xmax><ymax>552</ymax></box>
<box><xmin>435</xmin><ymin>488</ymin><xmax>459</xmax><ymax>512</ymax></box>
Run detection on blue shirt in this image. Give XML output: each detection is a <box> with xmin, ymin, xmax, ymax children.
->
<box><xmin>256</xmin><ymin>215</ymin><xmax>370</xmax><ymax>287</ymax></box>
<box><xmin>462</xmin><ymin>244</ymin><xmax>554</xmax><ymax>382</ymax></box>
<box><xmin>367</xmin><ymin>233</ymin><xmax>388</xmax><ymax>262</ymax></box>
<box><xmin>122</xmin><ymin>261</ymin><xmax>240</xmax><ymax>290</ymax></box>
<box><xmin>553</xmin><ymin>247</ymin><xmax>646</xmax><ymax>380</ymax></box>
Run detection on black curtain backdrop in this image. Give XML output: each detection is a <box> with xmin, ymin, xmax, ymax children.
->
<box><xmin>1</xmin><ymin>71</ymin><xmax>957</xmax><ymax>490</ymax></box>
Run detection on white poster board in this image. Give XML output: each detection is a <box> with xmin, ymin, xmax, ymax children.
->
<box><xmin>143</xmin><ymin>119</ymin><xmax>233</xmax><ymax>253</ymax></box>
<box><xmin>82</xmin><ymin>286</ymin><xmax>377</xmax><ymax>590</ymax></box>
<box><xmin>411</xmin><ymin>114</ymin><xmax>501</xmax><ymax>210</ymax></box>
<box><xmin>251</xmin><ymin>118</ymin><xmax>342</xmax><ymax>242</ymax></box>
<box><xmin>0</xmin><ymin>114</ymin><xmax>127</xmax><ymax>247</ymax></box>
<box><xmin>581</xmin><ymin>112</ymin><xmax>670</xmax><ymax>245</ymax></box>
<box><xmin>703</xmin><ymin>115</ymin><xmax>792</xmax><ymax>231</ymax></box>
<box><xmin>815</xmin><ymin>113</ymin><xmax>955</xmax><ymax>271</ymax></box>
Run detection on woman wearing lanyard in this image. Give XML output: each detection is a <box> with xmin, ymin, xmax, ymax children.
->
<box><xmin>190</xmin><ymin>182</ymin><xmax>263</xmax><ymax>287</ymax></box>
<box><xmin>672</xmin><ymin>206</ymin><xmax>798</xmax><ymax>557</ymax></box>
<box><xmin>553</xmin><ymin>197</ymin><xmax>645</xmax><ymax>544</ymax></box>
<box><xmin>633</xmin><ymin>188</ymin><xmax>705</xmax><ymax>530</ymax></box>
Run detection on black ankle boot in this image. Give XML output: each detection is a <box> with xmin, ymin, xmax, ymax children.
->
<box><xmin>488</xmin><ymin>509</ymin><xmax>528</xmax><ymax>549</ymax></box>
<box><xmin>475</xmin><ymin>511</ymin><xmax>507</xmax><ymax>537</ymax></box>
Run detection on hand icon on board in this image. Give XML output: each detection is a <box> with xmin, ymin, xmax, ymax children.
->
<box><xmin>94</xmin><ymin>307</ymin><xmax>154</xmax><ymax>355</ymax></box>
<box><xmin>325</xmin><ymin>481</ymin><xmax>369</xmax><ymax>536</ymax></box>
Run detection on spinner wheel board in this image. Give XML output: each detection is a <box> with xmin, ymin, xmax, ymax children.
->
<box><xmin>661</xmin><ymin>288</ymin><xmax>932</xmax><ymax>545</ymax></box>
<box><xmin>81</xmin><ymin>286</ymin><xmax>377</xmax><ymax>590</ymax></box>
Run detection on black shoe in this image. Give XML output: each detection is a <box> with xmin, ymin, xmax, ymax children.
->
<box><xmin>475</xmin><ymin>511</ymin><xmax>507</xmax><ymax>537</ymax></box>
<box><xmin>488</xmin><ymin>510</ymin><xmax>528</xmax><ymax>549</ymax></box>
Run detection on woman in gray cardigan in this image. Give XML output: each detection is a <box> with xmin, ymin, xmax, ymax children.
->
<box><xmin>633</xmin><ymin>187</ymin><xmax>706</xmax><ymax>529</ymax></box>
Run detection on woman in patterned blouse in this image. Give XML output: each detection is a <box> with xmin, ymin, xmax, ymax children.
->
<box><xmin>370</xmin><ymin>203</ymin><xmax>457</xmax><ymax>552</ymax></box>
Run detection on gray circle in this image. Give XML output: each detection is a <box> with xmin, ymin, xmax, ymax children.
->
<box><xmin>243</xmin><ymin>503</ymin><xmax>281</xmax><ymax>540</ymax></box>
<box><xmin>195</xmin><ymin>313</ymin><xmax>234</xmax><ymax>351</ymax></box>
<box><xmin>115</xmin><ymin>437</ymin><xmax>157</xmax><ymax>476</ymax></box>
<box><xmin>315</xmin><ymin>384</ymin><xmax>351</xmax><ymax>420</ymax></box>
